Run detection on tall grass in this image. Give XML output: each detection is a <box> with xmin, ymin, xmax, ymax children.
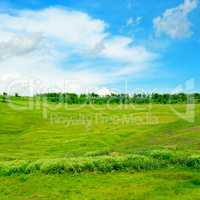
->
<box><xmin>1</xmin><ymin>151</ymin><xmax>200</xmax><ymax>176</ymax></box>
<box><xmin>0</xmin><ymin>155</ymin><xmax>161</xmax><ymax>176</ymax></box>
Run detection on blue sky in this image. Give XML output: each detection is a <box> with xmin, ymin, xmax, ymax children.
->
<box><xmin>0</xmin><ymin>0</ymin><xmax>199</xmax><ymax>94</ymax></box>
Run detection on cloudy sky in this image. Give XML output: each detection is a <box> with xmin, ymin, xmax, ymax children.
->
<box><xmin>0</xmin><ymin>0</ymin><xmax>199</xmax><ymax>95</ymax></box>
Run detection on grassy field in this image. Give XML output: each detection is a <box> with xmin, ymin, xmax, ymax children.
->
<box><xmin>2</xmin><ymin>169</ymin><xmax>200</xmax><ymax>200</ymax></box>
<box><xmin>0</xmin><ymin>98</ymin><xmax>200</xmax><ymax>199</ymax></box>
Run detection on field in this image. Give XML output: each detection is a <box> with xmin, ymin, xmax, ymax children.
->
<box><xmin>0</xmin><ymin>98</ymin><xmax>200</xmax><ymax>199</ymax></box>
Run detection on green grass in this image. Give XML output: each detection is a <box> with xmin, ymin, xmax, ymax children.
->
<box><xmin>1</xmin><ymin>169</ymin><xmax>200</xmax><ymax>200</ymax></box>
<box><xmin>1</xmin><ymin>99</ymin><xmax>200</xmax><ymax>199</ymax></box>
<box><xmin>1</xmin><ymin>150</ymin><xmax>200</xmax><ymax>176</ymax></box>
<box><xmin>0</xmin><ymin>154</ymin><xmax>162</xmax><ymax>175</ymax></box>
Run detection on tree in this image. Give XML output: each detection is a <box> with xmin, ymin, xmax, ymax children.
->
<box><xmin>15</xmin><ymin>93</ymin><xmax>19</xmax><ymax>97</ymax></box>
<box><xmin>2</xmin><ymin>92</ymin><xmax>8</xmax><ymax>103</ymax></box>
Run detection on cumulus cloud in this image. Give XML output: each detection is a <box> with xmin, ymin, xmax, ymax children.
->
<box><xmin>0</xmin><ymin>7</ymin><xmax>157</xmax><ymax>94</ymax></box>
<box><xmin>0</xmin><ymin>32</ymin><xmax>43</xmax><ymax>61</ymax></box>
<box><xmin>153</xmin><ymin>0</ymin><xmax>198</xmax><ymax>39</ymax></box>
<box><xmin>102</xmin><ymin>36</ymin><xmax>156</xmax><ymax>65</ymax></box>
<box><xmin>0</xmin><ymin>8</ymin><xmax>107</xmax><ymax>50</ymax></box>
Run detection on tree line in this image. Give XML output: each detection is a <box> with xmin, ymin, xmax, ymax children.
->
<box><xmin>1</xmin><ymin>92</ymin><xmax>200</xmax><ymax>104</ymax></box>
<box><xmin>33</xmin><ymin>92</ymin><xmax>200</xmax><ymax>104</ymax></box>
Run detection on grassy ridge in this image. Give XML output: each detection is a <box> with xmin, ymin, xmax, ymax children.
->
<box><xmin>1</xmin><ymin>150</ymin><xmax>200</xmax><ymax>176</ymax></box>
<box><xmin>0</xmin><ymin>154</ymin><xmax>161</xmax><ymax>176</ymax></box>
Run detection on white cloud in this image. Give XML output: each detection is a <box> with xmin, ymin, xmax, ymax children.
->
<box><xmin>0</xmin><ymin>7</ymin><xmax>157</xmax><ymax>95</ymax></box>
<box><xmin>0</xmin><ymin>7</ymin><xmax>108</xmax><ymax>50</ymax></box>
<box><xmin>153</xmin><ymin>0</ymin><xmax>198</xmax><ymax>39</ymax></box>
<box><xmin>126</xmin><ymin>17</ymin><xmax>142</xmax><ymax>26</ymax></box>
<box><xmin>102</xmin><ymin>36</ymin><xmax>156</xmax><ymax>65</ymax></box>
<box><xmin>0</xmin><ymin>32</ymin><xmax>43</xmax><ymax>61</ymax></box>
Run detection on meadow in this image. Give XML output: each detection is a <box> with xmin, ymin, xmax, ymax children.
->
<box><xmin>0</xmin><ymin>98</ymin><xmax>200</xmax><ymax>199</ymax></box>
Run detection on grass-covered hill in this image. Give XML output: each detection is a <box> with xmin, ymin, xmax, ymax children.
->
<box><xmin>0</xmin><ymin>98</ymin><xmax>200</xmax><ymax>199</ymax></box>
